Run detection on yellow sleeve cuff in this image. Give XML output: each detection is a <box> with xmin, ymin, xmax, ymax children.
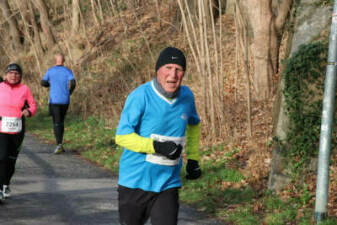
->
<box><xmin>185</xmin><ymin>123</ymin><xmax>200</xmax><ymax>161</ymax></box>
<box><xmin>115</xmin><ymin>133</ymin><xmax>155</xmax><ymax>154</ymax></box>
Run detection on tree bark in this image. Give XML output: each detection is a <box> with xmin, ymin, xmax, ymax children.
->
<box><xmin>97</xmin><ymin>0</ymin><xmax>104</xmax><ymax>21</ymax></box>
<box><xmin>28</xmin><ymin>1</ymin><xmax>43</xmax><ymax>54</ymax></box>
<box><xmin>31</xmin><ymin>0</ymin><xmax>56</xmax><ymax>47</ymax></box>
<box><xmin>71</xmin><ymin>0</ymin><xmax>81</xmax><ymax>36</ymax></box>
<box><xmin>246</xmin><ymin>0</ymin><xmax>273</xmax><ymax>100</ymax></box>
<box><xmin>226</xmin><ymin>0</ymin><xmax>235</xmax><ymax>14</ymax></box>
<box><xmin>235</xmin><ymin>1</ymin><xmax>252</xmax><ymax>136</ymax></box>
<box><xmin>90</xmin><ymin>0</ymin><xmax>99</xmax><ymax>26</ymax></box>
<box><xmin>0</xmin><ymin>0</ymin><xmax>23</xmax><ymax>51</ymax></box>
<box><xmin>175</xmin><ymin>0</ymin><xmax>219</xmax><ymax>28</ymax></box>
<box><xmin>194</xmin><ymin>0</ymin><xmax>212</xmax><ymax>24</ymax></box>
<box><xmin>241</xmin><ymin>0</ymin><xmax>293</xmax><ymax>100</ymax></box>
<box><xmin>15</xmin><ymin>0</ymin><xmax>30</xmax><ymax>23</ymax></box>
<box><xmin>14</xmin><ymin>0</ymin><xmax>43</xmax><ymax>56</ymax></box>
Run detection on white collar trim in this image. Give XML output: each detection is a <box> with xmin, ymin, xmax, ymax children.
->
<box><xmin>151</xmin><ymin>81</ymin><xmax>177</xmax><ymax>105</ymax></box>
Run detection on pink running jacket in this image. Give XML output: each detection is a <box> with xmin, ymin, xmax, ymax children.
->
<box><xmin>0</xmin><ymin>82</ymin><xmax>37</xmax><ymax>134</ymax></box>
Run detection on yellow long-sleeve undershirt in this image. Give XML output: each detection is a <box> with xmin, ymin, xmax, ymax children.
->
<box><xmin>115</xmin><ymin>123</ymin><xmax>200</xmax><ymax>161</ymax></box>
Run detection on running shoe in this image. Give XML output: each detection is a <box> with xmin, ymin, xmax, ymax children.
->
<box><xmin>54</xmin><ymin>144</ymin><xmax>65</xmax><ymax>154</ymax></box>
<box><xmin>3</xmin><ymin>185</ymin><xmax>10</xmax><ymax>198</ymax></box>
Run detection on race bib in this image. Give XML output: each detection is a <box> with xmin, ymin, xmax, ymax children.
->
<box><xmin>146</xmin><ymin>134</ymin><xmax>185</xmax><ymax>166</ymax></box>
<box><xmin>1</xmin><ymin>117</ymin><xmax>22</xmax><ymax>133</ymax></box>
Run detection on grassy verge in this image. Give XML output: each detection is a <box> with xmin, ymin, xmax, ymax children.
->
<box><xmin>26</xmin><ymin>107</ymin><xmax>123</xmax><ymax>172</ymax></box>
<box><xmin>26</xmin><ymin>109</ymin><xmax>337</xmax><ymax>224</ymax></box>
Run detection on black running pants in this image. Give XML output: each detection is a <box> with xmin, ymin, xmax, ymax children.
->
<box><xmin>0</xmin><ymin>131</ymin><xmax>24</xmax><ymax>187</ymax></box>
<box><xmin>49</xmin><ymin>104</ymin><xmax>69</xmax><ymax>145</ymax></box>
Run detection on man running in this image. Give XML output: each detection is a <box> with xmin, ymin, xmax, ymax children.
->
<box><xmin>115</xmin><ymin>47</ymin><xmax>202</xmax><ymax>225</ymax></box>
<box><xmin>41</xmin><ymin>53</ymin><xmax>76</xmax><ymax>154</ymax></box>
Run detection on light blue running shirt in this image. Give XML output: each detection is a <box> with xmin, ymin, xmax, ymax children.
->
<box><xmin>117</xmin><ymin>80</ymin><xmax>200</xmax><ymax>193</ymax></box>
<box><xmin>42</xmin><ymin>65</ymin><xmax>75</xmax><ymax>104</ymax></box>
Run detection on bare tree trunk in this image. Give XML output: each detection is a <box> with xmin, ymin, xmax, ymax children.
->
<box><xmin>15</xmin><ymin>0</ymin><xmax>42</xmax><ymax>73</ymax></box>
<box><xmin>28</xmin><ymin>1</ymin><xmax>43</xmax><ymax>54</ymax></box>
<box><xmin>234</xmin><ymin>5</ymin><xmax>239</xmax><ymax>103</ymax></box>
<box><xmin>201</xmin><ymin>0</ymin><xmax>216</xmax><ymax>138</ymax></box>
<box><xmin>219</xmin><ymin>0</ymin><xmax>224</xmax><ymax>105</ymax></box>
<box><xmin>226</xmin><ymin>0</ymin><xmax>235</xmax><ymax>14</ymax></box>
<box><xmin>31</xmin><ymin>0</ymin><xmax>56</xmax><ymax>47</ymax></box>
<box><xmin>15</xmin><ymin>0</ymin><xmax>43</xmax><ymax>55</ymax></box>
<box><xmin>176</xmin><ymin>0</ymin><xmax>217</xmax><ymax>28</ymax></box>
<box><xmin>91</xmin><ymin>0</ymin><xmax>99</xmax><ymax>26</ymax></box>
<box><xmin>71</xmin><ymin>0</ymin><xmax>81</xmax><ymax>36</ymax></box>
<box><xmin>0</xmin><ymin>0</ymin><xmax>23</xmax><ymax>51</ymax></box>
<box><xmin>14</xmin><ymin>0</ymin><xmax>29</xmax><ymax>48</ymax></box>
<box><xmin>15</xmin><ymin>0</ymin><xmax>29</xmax><ymax>23</ymax></box>
<box><xmin>236</xmin><ymin>2</ymin><xmax>252</xmax><ymax>137</ymax></box>
<box><xmin>246</xmin><ymin>0</ymin><xmax>273</xmax><ymax>100</ymax></box>
<box><xmin>97</xmin><ymin>0</ymin><xmax>104</xmax><ymax>21</ymax></box>
<box><xmin>272</xmin><ymin>0</ymin><xmax>293</xmax><ymax>73</ymax></box>
<box><xmin>209</xmin><ymin>0</ymin><xmax>219</xmax><ymax>101</ymax></box>
<box><xmin>240</xmin><ymin>0</ymin><xmax>293</xmax><ymax>100</ymax></box>
<box><xmin>189</xmin><ymin>0</ymin><xmax>213</xmax><ymax>24</ymax></box>
<box><xmin>154</xmin><ymin>0</ymin><xmax>161</xmax><ymax>28</ymax></box>
<box><xmin>209</xmin><ymin>0</ymin><xmax>225</xmax><ymax>137</ymax></box>
<box><xmin>198</xmin><ymin>0</ymin><xmax>208</xmax><ymax>128</ymax></box>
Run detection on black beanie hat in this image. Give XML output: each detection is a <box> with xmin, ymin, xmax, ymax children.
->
<box><xmin>155</xmin><ymin>47</ymin><xmax>186</xmax><ymax>71</ymax></box>
<box><xmin>5</xmin><ymin>63</ymin><xmax>22</xmax><ymax>75</ymax></box>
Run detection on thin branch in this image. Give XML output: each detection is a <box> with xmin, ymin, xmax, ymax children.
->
<box><xmin>177</xmin><ymin>0</ymin><xmax>202</xmax><ymax>75</ymax></box>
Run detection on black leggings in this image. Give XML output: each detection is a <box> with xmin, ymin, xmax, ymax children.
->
<box><xmin>0</xmin><ymin>131</ymin><xmax>24</xmax><ymax>188</ymax></box>
<box><xmin>49</xmin><ymin>104</ymin><xmax>69</xmax><ymax>145</ymax></box>
<box><xmin>118</xmin><ymin>185</ymin><xmax>179</xmax><ymax>225</ymax></box>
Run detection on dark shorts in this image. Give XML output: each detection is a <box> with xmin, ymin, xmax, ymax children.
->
<box><xmin>118</xmin><ymin>185</ymin><xmax>179</xmax><ymax>225</ymax></box>
<box><xmin>49</xmin><ymin>104</ymin><xmax>69</xmax><ymax>124</ymax></box>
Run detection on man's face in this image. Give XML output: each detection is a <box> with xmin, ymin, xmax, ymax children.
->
<box><xmin>5</xmin><ymin>71</ymin><xmax>21</xmax><ymax>84</ymax></box>
<box><xmin>156</xmin><ymin>64</ymin><xmax>185</xmax><ymax>93</ymax></box>
<box><xmin>55</xmin><ymin>55</ymin><xmax>64</xmax><ymax>65</ymax></box>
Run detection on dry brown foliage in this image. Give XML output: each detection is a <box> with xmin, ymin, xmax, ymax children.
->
<box><xmin>4</xmin><ymin>1</ymin><xmax>337</xmax><ymax>219</ymax></box>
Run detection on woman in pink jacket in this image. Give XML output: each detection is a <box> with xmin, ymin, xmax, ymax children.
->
<box><xmin>0</xmin><ymin>63</ymin><xmax>37</xmax><ymax>200</ymax></box>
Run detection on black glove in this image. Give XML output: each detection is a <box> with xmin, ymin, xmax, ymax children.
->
<box><xmin>153</xmin><ymin>141</ymin><xmax>182</xmax><ymax>160</ymax></box>
<box><xmin>186</xmin><ymin>159</ymin><xmax>201</xmax><ymax>180</ymax></box>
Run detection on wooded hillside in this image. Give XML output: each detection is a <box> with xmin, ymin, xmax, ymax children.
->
<box><xmin>0</xmin><ymin>0</ymin><xmax>290</xmax><ymax>144</ymax></box>
<box><xmin>2</xmin><ymin>0</ymin><xmax>337</xmax><ymax>223</ymax></box>
<box><xmin>0</xmin><ymin>0</ymin><xmax>299</xmax><ymax>194</ymax></box>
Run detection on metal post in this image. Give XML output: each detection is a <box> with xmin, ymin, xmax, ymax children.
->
<box><xmin>315</xmin><ymin>1</ymin><xmax>337</xmax><ymax>223</ymax></box>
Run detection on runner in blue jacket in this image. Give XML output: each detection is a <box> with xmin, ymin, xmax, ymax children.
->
<box><xmin>41</xmin><ymin>53</ymin><xmax>76</xmax><ymax>154</ymax></box>
<box><xmin>115</xmin><ymin>47</ymin><xmax>202</xmax><ymax>225</ymax></box>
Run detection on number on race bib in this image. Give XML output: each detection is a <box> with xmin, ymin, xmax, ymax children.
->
<box><xmin>1</xmin><ymin>117</ymin><xmax>22</xmax><ymax>133</ymax></box>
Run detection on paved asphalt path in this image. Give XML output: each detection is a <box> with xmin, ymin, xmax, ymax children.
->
<box><xmin>0</xmin><ymin>134</ymin><xmax>224</xmax><ymax>225</ymax></box>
